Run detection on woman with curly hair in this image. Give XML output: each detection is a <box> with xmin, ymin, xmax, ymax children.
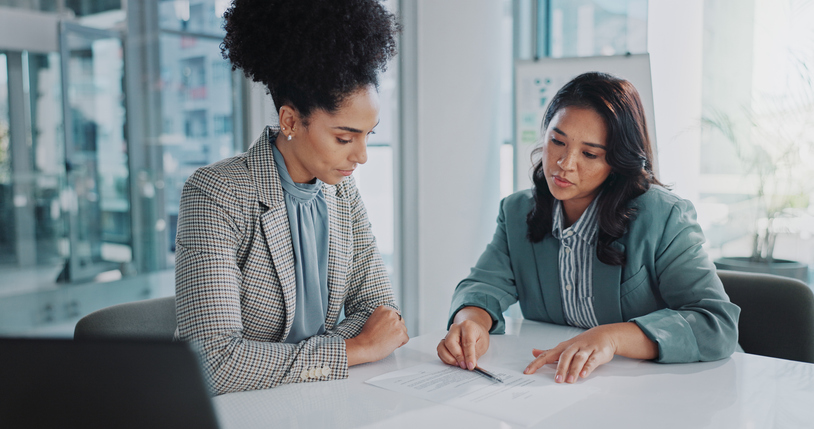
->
<box><xmin>174</xmin><ymin>0</ymin><xmax>407</xmax><ymax>395</ymax></box>
<box><xmin>438</xmin><ymin>72</ymin><xmax>740</xmax><ymax>384</ymax></box>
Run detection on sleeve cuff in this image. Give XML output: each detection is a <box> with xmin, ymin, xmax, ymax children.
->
<box><xmin>630</xmin><ymin>309</ymin><xmax>700</xmax><ymax>363</ymax></box>
<box><xmin>447</xmin><ymin>293</ymin><xmax>505</xmax><ymax>334</ymax></box>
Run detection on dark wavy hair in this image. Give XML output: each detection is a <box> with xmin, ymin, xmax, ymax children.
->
<box><xmin>526</xmin><ymin>72</ymin><xmax>663</xmax><ymax>266</ymax></box>
<box><xmin>221</xmin><ymin>0</ymin><xmax>399</xmax><ymax>121</ymax></box>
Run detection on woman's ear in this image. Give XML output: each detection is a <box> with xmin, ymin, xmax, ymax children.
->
<box><xmin>278</xmin><ymin>105</ymin><xmax>299</xmax><ymax>137</ymax></box>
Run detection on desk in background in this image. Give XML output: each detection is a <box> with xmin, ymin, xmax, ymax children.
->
<box><xmin>214</xmin><ymin>318</ymin><xmax>814</xmax><ymax>428</ymax></box>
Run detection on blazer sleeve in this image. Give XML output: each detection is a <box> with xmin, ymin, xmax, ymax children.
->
<box><xmin>175</xmin><ymin>169</ymin><xmax>381</xmax><ymax>395</ymax></box>
<box><xmin>447</xmin><ymin>197</ymin><xmax>520</xmax><ymax>333</ymax></box>
<box><xmin>629</xmin><ymin>198</ymin><xmax>740</xmax><ymax>363</ymax></box>
<box><xmin>329</xmin><ymin>176</ymin><xmax>398</xmax><ymax>339</ymax></box>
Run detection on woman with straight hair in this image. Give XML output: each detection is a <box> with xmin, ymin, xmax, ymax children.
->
<box><xmin>438</xmin><ymin>72</ymin><xmax>739</xmax><ymax>384</ymax></box>
<box><xmin>175</xmin><ymin>0</ymin><xmax>407</xmax><ymax>395</ymax></box>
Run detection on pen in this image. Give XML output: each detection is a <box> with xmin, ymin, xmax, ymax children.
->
<box><xmin>473</xmin><ymin>366</ymin><xmax>504</xmax><ymax>383</ymax></box>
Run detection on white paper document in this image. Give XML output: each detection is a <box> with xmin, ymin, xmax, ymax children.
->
<box><xmin>365</xmin><ymin>361</ymin><xmax>598</xmax><ymax>426</ymax></box>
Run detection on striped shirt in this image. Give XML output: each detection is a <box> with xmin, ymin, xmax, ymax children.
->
<box><xmin>551</xmin><ymin>196</ymin><xmax>601</xmax><ymax>329</ymax></box>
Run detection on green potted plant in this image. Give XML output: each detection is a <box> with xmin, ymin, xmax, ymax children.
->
<box><xmin>702</xmin><ymin>90</ymin><xmax>812</xmax><ymax>282</ymax></box>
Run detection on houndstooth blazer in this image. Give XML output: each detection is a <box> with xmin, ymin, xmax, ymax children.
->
<box><xmin>174</xmin><ymin>126</ymin><xmax>397</xmax><ymax>395</ymax></box>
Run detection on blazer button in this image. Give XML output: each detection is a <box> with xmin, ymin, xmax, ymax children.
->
<box><xmin>300</xmin><ymin>369</ymin><xmax>309</xmax><ymax>380</ymax></box>
<box><xmin>321</xmin><ymin>366</ymin><xmax>332</xmax><ymax>377</ymax></box>
<box><xmin>308</xmin><ymin>368</ymin><xmax>317</xmax><ymax>378</ymax></box>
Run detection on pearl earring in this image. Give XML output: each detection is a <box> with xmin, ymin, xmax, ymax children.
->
<box><xmin>287</xmin><ymin>134</ymin><xmax>292</xmax><ymax>141</ymax></box>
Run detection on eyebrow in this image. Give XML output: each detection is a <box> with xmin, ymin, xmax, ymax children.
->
<box><xmin>552</xmin><ymin>127</ymin><xmax>607</xmax><ymax>150</ymax></box>
<box><xmin>332</xmin><ymin>126</ymin><xmax>364</xmax><ymax>133</ymax></box>
<box><xmin>332</xmin><ymin>120</ymin><xmax>380</xmax><ymax>134</ymax></box>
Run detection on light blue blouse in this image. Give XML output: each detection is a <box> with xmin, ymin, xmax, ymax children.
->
<box><xmin>271</xmin><ymin>144</ymin><xmax>330</xmax><ymax>344</ymax></box>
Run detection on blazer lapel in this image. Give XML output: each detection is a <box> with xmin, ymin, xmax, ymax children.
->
<box><xmin>249</xmin><ymin>127</ymin><xmax>298</xmax><ymax>338</ymax></box>
<box><xmin>532</xmin><ymin>235</ymin><xmax>566</xmax><ymax>325</ymax></box>
<box><xmin>592</xmin><ymin>241</ymin><xmax>624</xmax><ymax>325</ymax></box>
<box><xmin>322</xmin><ymin>183</ymin><xmax>351</xmax><ymax>329</ymax></box>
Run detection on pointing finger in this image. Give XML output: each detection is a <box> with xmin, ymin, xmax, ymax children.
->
<box><xmin>445</xmin><ymin>329</ymin><xmax>467</xmax><ymax>369</ymax></box>
<box><xmin>525</xmin><ymin>348</ymin><xmax>559</xmax><ymax>374</ymax></box>
<box><xmin>461</xmin><ymin>327</ymin><xmax>479</xmax><ymax>370</ymax></box>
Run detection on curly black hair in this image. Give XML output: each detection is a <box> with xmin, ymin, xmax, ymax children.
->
<box><xmin>221</xmin><ymin>0</ymin><xmax>399</xmax><ymax>120</ymax></box>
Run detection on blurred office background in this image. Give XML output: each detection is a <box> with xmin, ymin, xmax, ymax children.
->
<box><xmin>0</xmin><ymin>0</ymin><xmax>812</xmax><ymax>337</ymax></box>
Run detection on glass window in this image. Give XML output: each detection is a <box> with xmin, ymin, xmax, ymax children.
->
<box><xmin>158</xmin><ymin>0</ymin><xmax>228</xmax><ymax>36</ymax></box>
<box><xmin>28</xmin><ymin>52</ymin><xmax>66</xmax><ymax>268</ymax></box>
<box><xmin>699</xmin><ymin>0</ymin><xmax>813</xmax><ymax>284</ymax></box>
<box><xmin>0</xmin><ymin>1</ymin><xmax>243</xmax><ymax>336</ymax></box>
<box><xmin>0</xmin><ymin>53</ymin><xmax>12</xmax><ymax>266</ymax></box>
<box><xmin>0</xmin><ymin>0</ymin><xmax>122</xmax><ymax>16</ymax></box>
<box><xmin>158</xmin><ymin>30</ymin><xmax>238</xmax><ymax>263</ymax></box>
<box><xmin>65</xmin><ymin>0</ymin><xmax>121</xmax><ymax>16</ymax></box>
<box><xmin>214</xmin><ymin>114</ymin><xmax>231</xmax><ymax>135</ymax></box>
<box><xmin>0</xmin><ymin>0</ymin><xmax>60</xmax><ymax>12</ymax></box>
<box><xmin>0</xmin><ymin>50</ymin><xmax>67</xmax><ymax>291</ymax></box>
<box><xmin>545</xmin><ymin>0</ymin><xmax>648</xmax><ymax>58</ymax></box>
<box><xmin>61</xmin><ymin>26</ymin><xmax>130</xmax><ymax>281</ymax></box>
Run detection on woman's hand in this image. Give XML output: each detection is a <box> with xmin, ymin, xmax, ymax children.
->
<box><xmin>523</xmin><ymin>322</ymin><xmax>658</xmax><ymax>383</ymax></box>
<box><xmin>346</xmin><ymin>306</ymin><xmax>409</xmax><ymax>366</ymax></box>
<box><xmin>437</xmin><ymin>306</ymin><xmax>493</xmax><ymax>370</ymax></box>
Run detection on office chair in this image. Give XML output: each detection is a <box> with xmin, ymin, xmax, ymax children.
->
<box><xmin>717</xmin><ymin>269</ymin><xmax>814</xmax><ymax>364</ymax></box>
<box><xmin>74</xmin><ymin>296</ymin><xmax>177</xmax><ymax>341</ymax></box>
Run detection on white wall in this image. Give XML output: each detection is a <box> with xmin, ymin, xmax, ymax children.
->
<box><xmin>647</xmin><ymin>0</ymin><xmax>705</xmax><ymax>203</ymax></box>
<box><xmin>404</xmin><ymin>0</ymin><xmax>505</xmax><ymax>334</ymax></box>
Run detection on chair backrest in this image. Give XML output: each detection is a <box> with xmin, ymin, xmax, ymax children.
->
<box><xmin>717</xmin><ymin>269</ymin><xmax>814</xmax><ymax>363</ymax></box>
<box><xmin>74</xmin><ymin>296</ymin><xmax>177</xmax><ymax>341</ymax></box>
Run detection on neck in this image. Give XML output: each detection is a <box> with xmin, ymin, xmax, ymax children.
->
<box><xmin>275</xmin><ymin>134</ymin><xmax>316</xmax><ymax>184</ymax></box>
<box><xmin>561</xmin><ymin>198</ymin><xmax>593</xmax><ymax>229</ymax></box>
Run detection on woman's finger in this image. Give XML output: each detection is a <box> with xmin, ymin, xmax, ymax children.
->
<box><xmin>531</xmin><ymin>348</ymin><xmax>549</xmax><ymax>358</ymax></box>
<box><xmin>524</xmin><ymin>353</ymin><xmax>547</xmax><ymax>374</ymax></box>
<box><xmin>563</xmin><ymin>349</ymin><xmax>592</xmax><ymax>383</ymax></box>
<box><xmin>524</xmin><ymin>347</ymin><xmax>560</xmax><ymax>374</ymax></box>
<box><xmin>444</xmin><ymin>328</ymin><xmax>467</xmax><ymax>369</ymax></box>
<box><xmin>460</xmin><ymin>326</ymin><xmax>480</xmax><ymax>370</ymax></box>
<box><xmin>437</xmin><ymin>339</ymin><xmax>457</xmax><ymax>365</ymax></box>
<box><xmin>398</xmin><ymin>324</ymin><xmax>409</xmax><ymax>347</ymax></box>
<box><xmin>579</xmin><ymin>353</ymin><xmax>600</xmax><ymax>379</ymax></box>
<box><xmin>554</xmin><ymin>346</ymin><xmax>577</xmax><ymax>383</ymax></box>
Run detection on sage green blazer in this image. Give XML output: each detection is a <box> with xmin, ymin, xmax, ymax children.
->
<box><xmin>449</xmin><ymin>186</ymin><xmax>740</xmax><ymax>363</ymax></box>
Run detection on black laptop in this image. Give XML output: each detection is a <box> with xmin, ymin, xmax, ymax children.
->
<box><xmin>0</xmin><ymin>338</ymin><xmax>220</xmax><ymax>429</ymax></box>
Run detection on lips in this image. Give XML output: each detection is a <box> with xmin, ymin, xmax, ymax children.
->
<box><xmin>338</xmin><ymin>169</ymin><xmax>355</xmax><ymax>177</ymax></box>
<box><xmin>553</xmin><ymin>175</ymin><xmax>573</xmax><ymax>188</ymax></box>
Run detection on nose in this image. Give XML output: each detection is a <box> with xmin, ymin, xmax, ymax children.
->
<box><xmin>351</xmin><ymin>137</ymin><xmax>368</xmax><ymax>165</ymax></box>
<box><xmin>557</xmin><ymin>150</ymin><xmax>576</xmax><ymax>170</ymax></box>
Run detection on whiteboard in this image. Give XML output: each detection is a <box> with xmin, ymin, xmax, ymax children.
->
<box><xmin>514</xmin><ymin>54</ymin><xmax>656</xmax><ymax>191</ymax></box>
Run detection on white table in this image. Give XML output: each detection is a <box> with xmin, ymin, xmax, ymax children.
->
<box><xmin>213</xmin><ymin>318</ymin><xmax>814</xmax><ymax>428</ymax></box>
